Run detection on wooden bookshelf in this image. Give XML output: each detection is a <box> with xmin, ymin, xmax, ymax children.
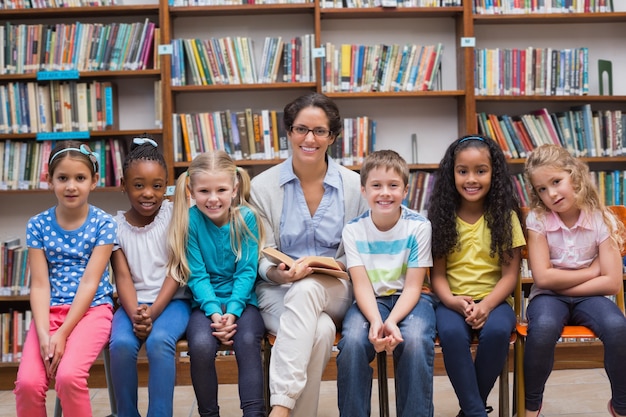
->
<box><xmin>1</xmin><ymin>0</ymin><xmax>625</xmax><ymax>391</ymax></box>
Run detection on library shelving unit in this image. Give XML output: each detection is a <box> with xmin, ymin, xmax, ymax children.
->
<box><xmin>1</xmin><ymin>0</ymin><xmax>626</xmax><ymax>389</ymax></box>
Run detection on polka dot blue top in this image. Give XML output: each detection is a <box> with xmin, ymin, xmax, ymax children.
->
<box><xmin>26</xmin><ymin>205</ymin><xmax>117</xmax><ymax>307</ymax></box>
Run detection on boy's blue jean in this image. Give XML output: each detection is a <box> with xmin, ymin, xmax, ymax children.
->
<box><xmin>186</xmin><ymin>305</ymin><xmax>266</xmax><ymax>417</ymax></box>
<box><xmin>524</xmin><ymin>294</ymin><xmax>626</xmax><ymax>414</ymax></box>
<box><xmin>109</xmin><ymin>299</ymin><xmax>191</xmax><ymax>417</ymax></box>
<box><xmin>337</xmin><ymin>294</ymin><xmax>437</xmax><ymax>417</ymax></box>
<box><xmin>436</xmin><ymin>302</ymin><xmax>515</xmax><ymax>417</ymax></box>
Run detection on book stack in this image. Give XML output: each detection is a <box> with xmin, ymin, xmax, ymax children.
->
<box><xmin>320</xmin><ymin>42</ymin><xmax>444</xmax><ymax>93</ymax></box>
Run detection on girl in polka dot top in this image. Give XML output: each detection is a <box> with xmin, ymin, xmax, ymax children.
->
<box><xmin>14</xmin><ymin>140</ymin><xmax>117</xmax><ymax>417</ymax></box>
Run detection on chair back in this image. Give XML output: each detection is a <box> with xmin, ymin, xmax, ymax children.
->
<box><xmin>607</xmin><ymin>205</ymin><xmax>626</xmax><ymax>314</ymax></box>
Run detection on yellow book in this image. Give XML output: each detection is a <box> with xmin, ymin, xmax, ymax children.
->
<box><xmin>340</xmin><ymin>44</ymin><xmax>352</xmax><ymax>92</ymax></box>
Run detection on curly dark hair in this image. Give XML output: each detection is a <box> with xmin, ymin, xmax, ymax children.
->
<box><xmin>428</xmin><ymin>135</ymin><xmax>521</xmax><ymax>265</ymax></box>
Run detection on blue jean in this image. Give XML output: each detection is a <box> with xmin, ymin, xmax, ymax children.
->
<box><xmin>337</xmin><ymin>294</ymin><xmax>437</xmax><ymax>417</ymax></box>
<box><xmin>524</xmin><ymin>294</ymin><xmax>626</xmax><ymax>414</ymax></box>
<box><xmin>187</xmin><ymin>305</ymin><xmax>265</xmax><ymax>417</ymax></box>
<box><xmin>109</xmin><ymin>299</ymin><xmax>191</xmax><ymax>417</ymax></box>
<box><xmin>436</xmin><ymin>302</ymin><xmax>515</xmax><ymax>417</ymax></box>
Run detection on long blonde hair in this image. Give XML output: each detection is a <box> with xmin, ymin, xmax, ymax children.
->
<box><xmin>166</xmin><ymin>151</ymin><xmax>265</xmax><ymax>284</ymax></box>
<box><xmin>524</xmin><ymin>144</ymin><xmax>625</xmax><ymax>250</ymax></box>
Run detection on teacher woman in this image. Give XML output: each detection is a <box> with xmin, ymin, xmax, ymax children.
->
<box><xmin>250</xmin><ymin>92</ymin><xmax>367</xmax><ymax>417</ymax></box>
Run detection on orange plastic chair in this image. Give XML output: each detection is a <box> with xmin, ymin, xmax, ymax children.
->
<box><xmin>514</xmin><ymin>206</ymin><xmax>626</xmax><ymax>417</ymax></box>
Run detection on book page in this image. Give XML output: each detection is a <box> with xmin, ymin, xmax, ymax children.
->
<box><xmin>261</xmin><ymin>247</ymin><xmax>348</xmax><ymax>280</ymax></box>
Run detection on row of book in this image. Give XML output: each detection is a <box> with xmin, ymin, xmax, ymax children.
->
<box><xmin>474</xmin><ymin>47</ymin><xmax>589</xmax><ymax>96</ymax></box>
<box><xmin>473</xmin><ymin>0</ymin><xmax>614</xmax><ymax>14</ymax></box>
<box><xmin>1</xmin><ymin>0</ymin><xmax>115</xmax><ymax>8</ymax></box>
<box><xmin>321</xmin><ymin>0</ymin><xmax>461</xmax><ymax>6</ymax></box>
<box><xmin>1</xmin><ymin>238</ymin><xmax>29</xmax><ymax>296</ymax></box>
<box><xmin>173</xmin><ymin>109</ymin><xmax>377</xmax><ymax>164</ymax></box>
<box><xmin>477</xmin><ymin>106</ymin><xmax>625</xmax><ymax>159</ymax></box>
<box><xmin>172</xmin><ymin>110</ymin><xmax>284</xmax><ymax>162</ymax></box>
<box><xmin>0</xmin><ymin>81</ymin><xmax>118</xmax><ymax>134</ymax></box>
<box><xmin>328</xmin><ymin>116</ymin><xmax>377</xmax><ymax>166</ymax></box>
<box><xmin>320</xmin><ymin>42</ymin><xmax>444</xmax><ymax>93</ymax></box>
<box><xmin>170</xmin><ymin>0</ymin><xmax>311</xmax><ymax>4</ymax></box>
<box><xmin>0</xmin><ymin>138</ymin><xmax>127</xmax><ymax>190</ymax></box>
<box><xmin>0</xmin><ymin>309</ymin><xmax>31</xmax><ymax>363</ymax></box>
<box><xmin>0</xmin><ymin>20</ymin><xmax>158</xmax><ymax>75</ymax></box>
<box><xmin>171</xmin><ymin>34</ymin><xmax>316</xmax><ymax>87</ymax></box>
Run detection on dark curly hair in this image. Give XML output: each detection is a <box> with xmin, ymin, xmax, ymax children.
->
<box><xmin>428</xmin><ymin>135</ymin><xmax>521</xmax><ymax>265</ymax></box>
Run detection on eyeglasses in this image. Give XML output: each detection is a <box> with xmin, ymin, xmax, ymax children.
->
<box><xmin>290</xmin><ymin>125</ymin><xmax>332</xmax><ymax>138</ymax></box>
<box><xmin>49</xmin><ymin>143</ymin><xmax>100</xmax><ymax>172</ymax></box>
<box><xmin>133</xmin><ymin>137</ymin><xmax>158</xmax><ymax>147</ymax></box>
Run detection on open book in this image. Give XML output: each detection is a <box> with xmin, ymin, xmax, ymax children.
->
<box><xmin>261</xmin><ymin>247</ymin><xmax>349</xmax><ymax>280</ymax></box>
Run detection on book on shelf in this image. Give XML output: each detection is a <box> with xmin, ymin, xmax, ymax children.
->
<box><xmin>261</xmin><ymin>247</ymin><xmax>348</xmax><ymax>280</ymax></box>
<box><xmin>475</xmin><ymin>46</ymin><xmax>588</xmax><ymax>97</ymax></box>
<box><xmin>236</xmin><ymin>111</ymin><xmax>251</xmax><ymax>160</ymax></box>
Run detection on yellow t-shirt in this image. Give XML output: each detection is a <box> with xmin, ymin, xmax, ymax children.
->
<box><xmin>445</xmin><ymin>211</ymin><xmax>525</xmax><ymax>304</ymax></box>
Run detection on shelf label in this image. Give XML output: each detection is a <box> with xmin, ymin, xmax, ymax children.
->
<box><xmin>460</xmin><ymin>37</ymin><xmax>475</xmax><ymax>48</ymax></box>
<box><xmin>158</xmin><ymin>44</ymin><xmax>173</xmax><ymax>56</ymax></box>
<box><xmin>37</xmin><ymin>70</ymin><xmax>80</xmax><ymax>81</ymax></box>
<box><xmin>36</xmin><ymin>131</ymin><xmax>91</xmax><ymax>141</ymax></box>
<box><xmin>381</xmin><ymin>0</ymin><xmax>398</xmax><ymax>6</ymax></box>
<box><xmin>165</xmin><ymin>185</ymin><xmax>176</xmax><ymax>196</ymax></box>
<box><xmin>312</xmin><ymin>47</ymin><xmax>325</xmax><ymax>59</ymax></box>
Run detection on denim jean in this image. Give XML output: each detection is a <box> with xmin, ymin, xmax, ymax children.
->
<box><xmin>436</xmin><ymin>301</ymin><xmax>515</xmax><ymax>417</ymax></box>
<box><xmin>109</xmin><ymin>299</ymin><xmax>191</xmax><ymax>417</ymax></box>
<box><xmin>337</xmin><ymin>294</ymin><xmax>437</xmax><ymax>417</ymax></box>
<box><xmin>524</xmin><ymin>294</ymin><xmax>626</xmax><ymax>414</ymax></box>
<box><xmin>187</xmin><ymin>305</ymin><xmax>266</xmax><ymax>417</ymax></box>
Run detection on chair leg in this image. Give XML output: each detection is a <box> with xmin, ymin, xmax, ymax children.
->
<box><xmin>103</xmin><ymin>345</ymin><xmax>117</xmax><ymax>417</ymax></box>
<box><xmin>263</xmin><ymin>337</ymin><xmax>272</xmax><ymax>414</ymax></box>
<box><xmin>53</xmin><ymin>396</ymin><xmax>63</xmax><ymax>417</ymax></box>
<box><xmin>499</xmin><ymin>351</ymin><xmax>510</xmax><ymax>417</ymax></box>
<box><xmin>514</xmin><ymin>337</ymin><xmax>526</xmax><ymax>417</ymax></box>
<box><xmin>376</xmin><ymin>351</ymin><xmax>390</xmax><ymax>417</ymax></box>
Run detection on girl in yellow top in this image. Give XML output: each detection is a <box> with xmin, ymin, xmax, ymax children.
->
<box><xmin>428</xmin><ymin>135</ymin><xmax>525</xmax><ymax>417</ymax></box>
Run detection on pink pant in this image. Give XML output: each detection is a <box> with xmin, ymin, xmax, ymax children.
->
<box><xmin>14</xmin><ymin>304</ymin><xmax>113</xmax><ymax>417</ymax></box>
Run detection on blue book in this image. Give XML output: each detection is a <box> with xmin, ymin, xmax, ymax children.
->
<box><xmin>502</xmin><ymin>114</ymin><xmax>526</xmax><ymax>157</ymax></box>
<box><xmin>571</xmin><ymin>104</ymin><xmax>595</xmax><ymax>157</ymax></box>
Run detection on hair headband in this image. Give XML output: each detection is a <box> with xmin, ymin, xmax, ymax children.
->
<box><xmin>49</xmin><ymin>144</ymin><xmax>99</xmax><ymax>172</ymax></box>
<box><xmin>133</xmin><ymin>137</ymin><xmax>158</xmax><ymax>147</ymax></box>
<box><xmin>458</xmin><ymin>136</ymin><xmax>485</xmax><ymax>144</ymax></box>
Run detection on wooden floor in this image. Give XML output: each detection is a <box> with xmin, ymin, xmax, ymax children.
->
<box><xmin>0</xmin><ymin>368</ymin><xmax>616</xmax><ymax>417</ymax></box>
